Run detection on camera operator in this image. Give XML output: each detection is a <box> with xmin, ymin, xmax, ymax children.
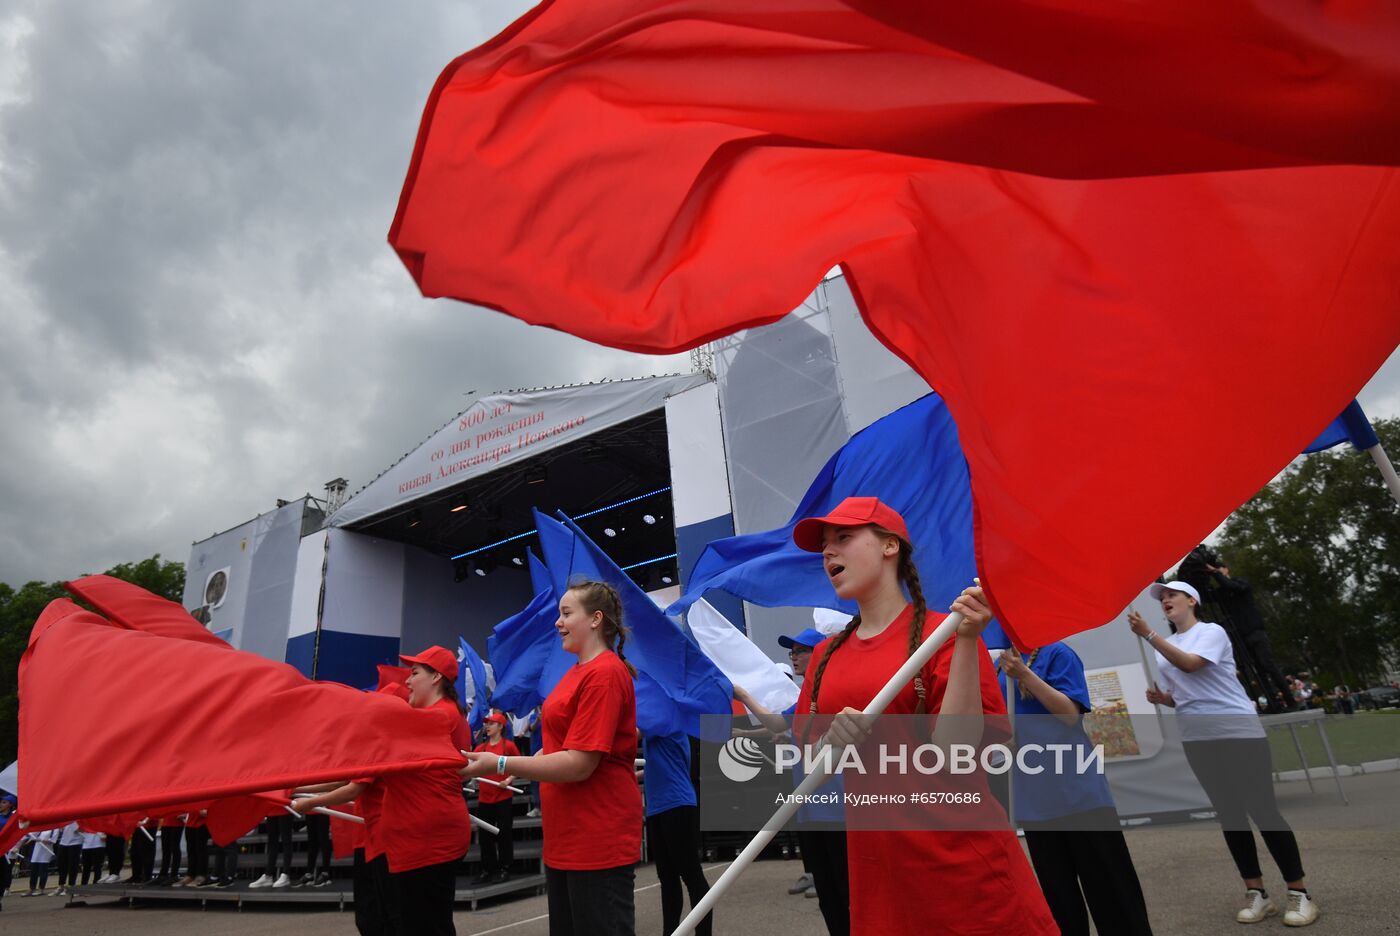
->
<box><xmin>1179</xmin><ymin>545</ymin><xmax>1296</xmax><ymax>712</ymax></box>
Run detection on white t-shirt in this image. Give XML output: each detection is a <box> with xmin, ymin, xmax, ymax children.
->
<box><xmin>58</xmin><ymin>821</ymin><xmax>83</xmax><ymax>847</ymax></box>
<box><xmin>81</xmin><ymin>831</ymin><xmax>105</xmax><ymax>849</ymax></box>
<box><xmin>1155</xmin><ymin>622</ymin><xmax>1265</xmax><ymax>740</ymax></box>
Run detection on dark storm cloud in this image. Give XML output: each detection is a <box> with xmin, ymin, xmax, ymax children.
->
<box><xmin>0</xmin><ymin>2</ymin><xmax>1396</xmax><ymax>589</ymax></box>
<box><xmin>0</xmin><ymin>1</ymin><xmax>686</xmax><ymax>586</ymax></box>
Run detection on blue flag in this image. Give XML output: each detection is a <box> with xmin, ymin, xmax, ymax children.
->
<box><xmin>1303</xmin><ymin>399</ymin><xmax>1380</xmax><ymax>454</ymax></box>
<box><xmin>667</xmin><ymin>392</ymin><xmax>1010</xmax><ymax>648</ymax></box>
<box><xmin>486</xmin><ymin>551</ymin><xmax>573</xmax><ymax>716</ymax></box>
<box><xmin>456</xmin><ymin>636</ymin><xmax>492</xmax><ymax>736</ymax></box>
<box><xmin>534</xmin><ymin>509</ymin><xmax>734</xmax><ymax>736</ymax></box>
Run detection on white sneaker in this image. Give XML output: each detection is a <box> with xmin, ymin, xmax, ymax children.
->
<box><xmin>272</xmin><ymin>872</ymin><xmax>291</xmax><ymax>889</ymax></box>
<box><xmin>248</xmin><ymin>873</ymin><xmax>275</xmax><ymax>889</ymax></box>
<box><xmin>1283</xmin><ymin>890</ymin><xmax>1319</xmax><ymax>927</ymax></box>
<box><xmin>526</xmin><ymin>807</ymin><xmax>540</xmax><ymax>818</ymax></box>
<box><xmin>1236</xmin><ymin>889</ymin><xmax>1277</xmax><ymax>924</ymax></box>
<box><xmin>54</xmin><ymin>887</ymin><xmax>66</xmax><ymax>896</ymax></box>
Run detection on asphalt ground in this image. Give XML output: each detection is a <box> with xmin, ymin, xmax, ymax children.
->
<box><xmin>3</xmin><ymin>771</ymin><xmax>1395</xmax><ymax>935</ymax></box>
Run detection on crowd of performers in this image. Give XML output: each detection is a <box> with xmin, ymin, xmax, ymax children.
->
<box><xmin>0</xmin><ymin>495</ymin><xmax>1322</xmax><ymax>932</ymax></box>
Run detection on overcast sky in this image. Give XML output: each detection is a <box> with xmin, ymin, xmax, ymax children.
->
<box><xmin>2</xmin><ymin>2</ymin><xmax>1398</xmax><ymax>589</ymax></box>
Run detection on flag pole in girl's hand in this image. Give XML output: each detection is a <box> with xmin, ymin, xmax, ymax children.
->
<box><xmin>671</xmin><ymin>606</ymin><xmax>967</xmax><ymax>936</ymax></box>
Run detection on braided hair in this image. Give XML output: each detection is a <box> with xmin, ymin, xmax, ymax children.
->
<box><xmin>566</xmin><ymin>579</ymin><xmax>639</xmax><ymax>676</ymax></box>
<box><xmin>1017</xmin><ymin>648</ymin><xmax>1042</xmax><ymax>701</ymax></box>
<box><xmin>805</xmin><ymin>528</ymin><xmax>930</xmax><ymax>721</ymax></box>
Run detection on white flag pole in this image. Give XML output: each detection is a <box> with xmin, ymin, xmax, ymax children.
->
<box><xmin>478</xmin><ymin>777</ymin><xmax>526</xmax><ymax>795</ymax></box>
<box><xmin>1365</xmin><ymin>441</ymin><xmax>1400</xmax><ymax>508</ymax></box>
<box><xmin>670</xmin><ymin>608</ymin><xmax>965</xmax><ymax>936</ymax></box>
<box><xmin>283</xmin><ymin>804</ymin><xmax>365</xmax><ymax>825</ymax></box>
<box><xmin>470</xmin><ymin>815</ymin><xmax>501</xmax><ymax>836</ymax></box>
<box><xmin>1130</xmin><ymin>604</ymin><xmax>1164</xmax><ymax>716</ymax></box>
<box><xmin>1004</xmin><ymin>670</ymin><xmax>1017</xmax><ymax>824</ymax></box>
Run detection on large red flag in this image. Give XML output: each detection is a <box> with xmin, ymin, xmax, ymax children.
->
<box><xmin>64</xmin><ymin>574</ymin><xmax>231</xmax><ymax>646</ymax></box>
<box><xmin>11</xmin><ymin>597</ymin><xmax>465</xmax><ymax>831</ymax></box>
<box><xmin>390</xmin><ymin>0</ymin><xmax>1400</xmax><ymax>647</ymax></box>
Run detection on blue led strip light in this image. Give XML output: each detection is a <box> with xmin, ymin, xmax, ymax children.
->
<box><xmin>571</xmin><ymin>486</ymin><xmax>672</xmax><ymax>520</ymax></box>
<box><xmin>449</xmin><ymin>486</ymin><xmax>673</xmax><ymax>560</ymax></box>
<box><xmin>619</xmin><ymin>552</ymin><xmax>678</xmax><ymax>571</ymax></box>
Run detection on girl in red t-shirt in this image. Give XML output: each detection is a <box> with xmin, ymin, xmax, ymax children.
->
<box><xmin>462</xmin><ymin>580</ymin><xmax>643</xmax><ymax>936</ymax></box>
<box><xmin>381</xmin><ymin>646</ymin><xmax>474</xmax><ymax>935</ymax></box>
<box><xmin>791</xmin><ymin>497</ymin><xmax>1058</xmax><ymax>936</ymax></box>
<box><xmin>470</xmin><ymin>712</ymin><xmax>521</xmax><ymax>885</ymax></box>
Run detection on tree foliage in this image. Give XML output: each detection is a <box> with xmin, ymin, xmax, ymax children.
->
<box><xmin>0</xmin><ymin>555</ymin><xmax>185</xmax><ymax>765</ymax></box>
<box><xmin>1217</xmin><ymin>417</ymin><xmax>1400</xmax><ymax>687</ymax></box>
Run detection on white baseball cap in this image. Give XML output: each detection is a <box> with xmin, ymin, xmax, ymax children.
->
<box><xmin>1149</xmin><ymin>581</ymin><xmax>1201</xmax><ymax>604</ymax></box>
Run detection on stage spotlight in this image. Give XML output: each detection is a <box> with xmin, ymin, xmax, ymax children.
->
<box><xmin>661</xmin><ymin>573</ymin><xmax>674</xmax><ymax>585</ymax></box>
<box><xmin>473</xmin><ymin>556</ymin><xmax>496</xmax><ymax>577</ymax></box>
<box><xmin>511</xmin><ymin>555</ymin><xmax>524</xmax><ymax>567</ymax></box>
<box><xmin>407</xmin><ymin>508</ymin><xmax>422</xmax><ymax>528</ymax></box>
<box><xmin>603</xmin><ymin>527</ymin><xmax>618</xmax><ymax>538</ymax></box>
<box><xmin>642</xmin><ymin>513</ymin><xmax>656</xmax><ymax>525</ymax></box>
<box><xmin>526</xmin><ymin>465</ymin><xmax>548</xmax><ymax>485</ymax></box>
<box><xmin>453</xmin><ymin>559</ymin><xmax>470</xmax><ymax>583</ymax></box>
<box><xmin>450</xmin><ymin>500</ymin><xmax>469</xmax><ymax>513</ymax></box>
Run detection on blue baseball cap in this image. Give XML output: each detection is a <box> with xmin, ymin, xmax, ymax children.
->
<box><xmin>778</xmin><ymin>628</ymin><xmax>825</xmax><ymax>651</ymax></box>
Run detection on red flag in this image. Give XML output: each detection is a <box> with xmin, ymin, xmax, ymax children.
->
<box><xmin>390</xmin><ymin>1</ymin><xmax>1400</xmax><ymax>647</ymax></box>
<box><xmin>13</xmin><ymin>597</ymin><xmax>465</xmax><ymax>828</ymax></box>
<box><xmin>377</xmin><ymin>664</ymin><xmax>410</xmax><ymax>690</ymax></box>
<box><xmin>65</xmin><ymin>575</ymin><xmax>230</xmax><ymax>647</ymax></box>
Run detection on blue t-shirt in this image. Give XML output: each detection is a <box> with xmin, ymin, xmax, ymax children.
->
<box><xmin>997</xmin><ymin>642</ymin><xmax>1116</xmax><ymax>822</ymax></box>
<box><xmin>642</xmin><ymin>732</ymin><xmax>696</xmax><ymax>817</ymax></box>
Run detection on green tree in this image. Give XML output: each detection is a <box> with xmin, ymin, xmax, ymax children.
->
<box><xmin>0</xmin><ymin>555</ymin><xmax>185</xmax><ymax>766</ymax></box>
<box><xmin>1217</xmin><ymin>417</ymin><xmax>1400</xmax><ymax>687</ymax></box>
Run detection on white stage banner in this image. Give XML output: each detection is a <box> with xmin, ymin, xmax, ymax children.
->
<box><xmin>330</xmin><ymin>374</ymin><xmax>710</xmax><ymax>527</ymax></box>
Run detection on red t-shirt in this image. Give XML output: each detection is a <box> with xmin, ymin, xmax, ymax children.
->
<box><xmin>377</xmin><ymin>698</ymin><xmax>473</xmax><ymax>873</ymax></box>
<box><xmin>351</xmin><ymin>778</ymin><xmax>384</xmax><ymax>859</ymax></box>
<box><xmin>471</xmin><ymin>739</ymin><xmax>521</xmax><ymax>804</ymax></box>
<box><xmin>795</xmin><ymin>605</ymin><xmax>1058</xmax><ymax>936</ymax></box>
<box><xmin>539</xmin><ymin>651</ymin><xmax>642</xmax><ymax>870</ymax></box>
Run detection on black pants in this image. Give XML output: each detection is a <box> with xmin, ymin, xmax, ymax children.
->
<box><xmin>1023</xmin><ymin>808</ymin><xmax>1153</xmax><ymax>936</ymax></box>
<box><xmin>1244</xmin><ymin>632</ymin><xmax>1294</xmax><ymax>708</ymax></box>
<box><xmin>56</xmin><ymin>842</ymin><xmax>81</xmax><ymax>886</ymax></box>
<box><xmin>477</xmin><ymin>800</ymin><xmax>515</xmax><ymax>873</ymax></box>
<box><xmin>212</xmin><ymin>840</ymin><xmax>239</xmax><ymax>881</ymax></box>
<box><xmin>29</xmin><ymin>860</ymin><xmax>51</xmax><ymax>891</ymax></box>
<box><xmin>1183</xmin><ymin>738</ymin><xmax>1305</xmax><ymax>881</ymax></box>
<box><xmin>129</xmin><ymin>828</ymin><xmax>156</xmax><ymax>881</ymax></box>
<box><xmin>186</xmin><ymin>825</ymin><xmax>210</xmax><ymax>877</ymax></box>
<box><xmin>646</xmin><ymin>806</ymin><xmax>711</xmax><ymax>936</ymax></box>
<box><xmin>354</xmin><ymin>852</ymin><xmax>402</xmax><ymax>936</ymax></box>
<box><xmin>264</xmin><ymin>814</ymin><xmax>294</xmax><ymax>877</ymax></box>
<box><xmin>545</xmin><ymin>864</ymin><xmax>635</xmax><ymax>936</ymax></box>
<box><xmin>80</xmin><ymin>847</ymin><xmax>106</xmax><ymax>884</ymax></box>
<box><xmin>106</xmin><ymin>835</ymin><xmax>126</xmax><ymax>876</ymax></box>
<box><xmin>796</xmin><ymin>831</ymin><xmax>849</xmax><ymax>936</ymax></box>
<box><xmin>305</xmin><ymin>813</ymin><xmax>332</xmax><ymax>876</ymax></box>
<box><xmin>159</xmin><ymin>826</ymin><xmax>183</xmax><ymax>878</ymax></box>
<box><xmin>394</xmin><ymin>857</ymin><xmax>458</xmax><ymax>936</ymax></box>
<box><xmin>1</xmin><ymin>853</ymin><xmax>12</xmax><ymax>898</ymax></box>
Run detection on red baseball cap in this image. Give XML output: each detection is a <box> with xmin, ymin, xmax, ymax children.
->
<box><xmin>792</xmin><ymin>497</ymin><xmax>912</xmax><ymax>552</ymax></box>
<box><xmin>485</xmin><ymin>712</ymin><xmax>509</xmax><ymax>726</ymax></box>
<box><xmin>399</xmin><ymin>645</ymin><xmax>459</xmax><ymax>682</ymax></box>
